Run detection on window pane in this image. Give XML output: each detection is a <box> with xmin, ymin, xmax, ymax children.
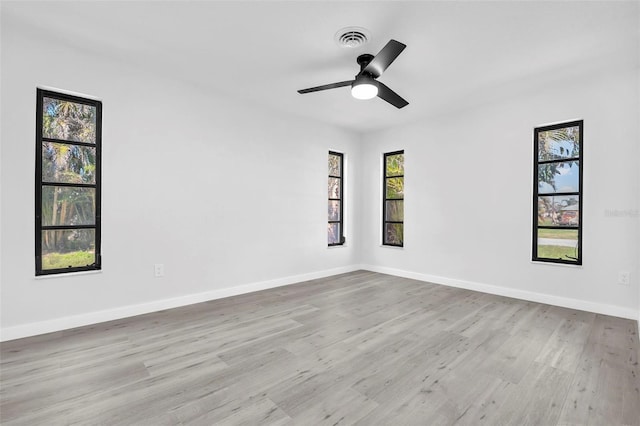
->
<box><xmin>385</xmin><ymin>153</ymin><xmax>404</xmax><ymax>176</ymax></box>
<box><xmin>385</xmin><ymin>200</ymin><xmax>404</xmax><ymax>222</ymax></box>
<box><xmin>43</xmin><ymin>142</ymin><xmax>96</xmax><ymax>184</ymax></box>
<box><xmin>37</xmin><ymin>90</ymin><xmax>101</xmax><ymax>275</ymax></box>
<box><xmin>328</xmin><ymin>223</ymin><xmax>340</xmax><ymax>245</ymax></box>
<box><xmin>385</xmin><ymin>177</ymin><xmax>404</xmax><ymax>199</ymax></box>
<box><xmin>538</xmin><ymin>126</ymin><xmax>580</xmax><ymax>161</ymax></box>
<box><xmin>41</xmin><ymin>229</ymin><xmax>96</xmax><ymax>270</ymax></box>
<box><xmin>328</xmin><ymin>200</ymin><xmax>340</xmax><ymax>221</ymax></box>
<box><xmin>538</xmin><ymin>160</ymin><xmax>579</xmax><ymax>194</ymax></box>
<box><xmin>533</xmin><ymin>121</ymin><xmax>582</xmax><ymax>265</ymax></box>
<box><xmin>384</xmin><ymin>223</ymin><xmax>403</xmax><ymax>246</ymax></box>
<box><xmin>42</xmin><ymin>97</ymin><xmax>96</xmax><ymax>143</ymax></box>
<box><xmin>329</xmin><ymin>154</ymin><xmax>341</xmax><ymax>177</ymax></box>
<box><xmin>537</xmin><ymin>195</ymin><xmax>579</xmax><ymax>226</ymax></box>
<box><xmin>329</xmin><ymin>177</ymin><xmax>341</xmax><ymax>198</ymax></box>
<box><xmin>537</xmin><ymin>229</ymin><xmax>578</xmax><ymax>261</ymax></box>
<box><xmin>42</xmin><ymin>186</ymin><xmax>96</xmax><ymax>226</ymax></box>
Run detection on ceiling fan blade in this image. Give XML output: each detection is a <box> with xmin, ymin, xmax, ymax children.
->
<box><xmin>298</xmin><ymin>80</ymin><xmax>354</xmax><ymax>94</ymax></box>
<box><xmin>363</xmin><ymin>40</ymin><xmax>406</xmax><ymax>78</ymax></box>
<box><xmin>377</xmin><ymin>82</ymin><xmax>409</xmax><ymax>109</ymax></box>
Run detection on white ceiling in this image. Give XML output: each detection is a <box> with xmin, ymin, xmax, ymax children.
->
<box><xmin>3</xmin><ymin>1</ymin><xmax>638</xmax><ymax>132</ymax></box>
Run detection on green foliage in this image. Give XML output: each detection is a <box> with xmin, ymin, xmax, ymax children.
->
<box><xmin>43</xmin><ymin>142</ymin><xmax>96</xmax><ymax>184</ymax></box>
<box><xmin>42</xmin><ymin>98</ymin><xmax>96</xmax><ymax>143</ymax></box>
<box><xmin>538</xmin><ymin>127</ymin><xmax>580</xmax><ymax>161</ymax></box>
<box><xmin>386</xmin><ymin>178</ymin><xmax>404</xmax><ymax>199</ymax></box>
<box><xmin>384</xmin><ymin>153</ymin><xmax>404</xmax><ymax>245</ymax></box>
<box><xmin>385</xmin><ymin>153</ymin><xmax>404</xmax><ymax>198</ymax></box>
<box><xmin>41</xmin><ymin>98</ymin><xmax>98</xmax><ymax>253</ymax></box>
<box><xmin>538</xmin><ymin>163</ymin><xmax>559</xmax><ymax>191</ymax></box>
<box><xmin>385</xmin><ymin>223</ymin><xmax>403</xmax><ymax>245</ymax></box>
<box><xmin>386</xmin><ymin>153</ymin><xmax>404</xmax><ymax>176</ymax></box>
<box><xmin>537</xmin><ymin>126</ymin><xmax>580</xmax><ymax>190</ymax></box>
<box><xmin>385</xmin><ymin>200</ymin><xmax>404</xmax><ymax>221</ymax></box>
<box><xmin>42</xmin><ymin>187</ymin><xmax>95</xmax><ymax>226</ymax></box>
<box><xmin>537</xmin><ymin>245</ymin><xmax>577</xmax><ymax>261</ymax></box>
<box><xmin>42</xmin><ymin>250</ymin><xmax>95</xmax><ymax>270</ymax></box>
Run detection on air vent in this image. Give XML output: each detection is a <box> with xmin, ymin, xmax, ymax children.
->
<box><xmin>335</xmin><ymin>27</ymin><xmax>370</xmax><ymax>48</ymax></box>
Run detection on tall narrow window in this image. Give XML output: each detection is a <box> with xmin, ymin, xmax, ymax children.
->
<box><xmin>383</xmin><ymin>150</ymin><xmax>404</xmax><ymax>246</ymax></box>
<box><xmin>328</xmin><ymin>151</ymin><xmax>344</xmax><ymax>246</ymax></box>
<box><xmin>36</xmin><ymin>89</ymin><xmax>102</xmax><ymax>275</ymax></box>
<box><xmin>533</xmin><ymin>120</ymin><xmax>582</xmax><ymax>265</ymax></box>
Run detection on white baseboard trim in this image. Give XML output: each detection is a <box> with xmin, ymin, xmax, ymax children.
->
<box><xmin>3</xmin><ymin>264</ymin><xmax>637</xmax><ymax>341</ymax></box>
<box><xmin>361</xmin><ymin>264</ymin><xmax>639</xmax><ymax>321</ymax></box>
<box><xmin>0</xmin><ymin>265</ymin><xmax>360</xmax><ymax>342</ymax></box>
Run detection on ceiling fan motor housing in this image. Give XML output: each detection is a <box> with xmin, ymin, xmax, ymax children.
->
<box><xmin>357</xmin><ymin>54</ymin><xmax>375</xmax><ymax>71</ymax></box>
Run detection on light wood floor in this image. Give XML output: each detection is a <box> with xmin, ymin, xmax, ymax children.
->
<box><xmin>1</xmin><ymin>271</ymin><xmax>639</xmax><ymax>425</ymax></box>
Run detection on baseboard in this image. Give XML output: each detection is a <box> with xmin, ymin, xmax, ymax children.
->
<box><xmin>361</xmin><ymin>264</ymin><xmax>639</xmax><ymax>321</ymax></box>
<box><xmin>0</xmin><ymin>265</ymin><xmax>361</xmax><ymax>342</ymax></box>
<box><xmin>3</xmin><ymin>264</ymin><xmax>637</xmax><ymax>341</ymax></box>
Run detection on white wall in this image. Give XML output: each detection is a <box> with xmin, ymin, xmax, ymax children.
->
<box><xmin>360</xmin><ymin>61</ymin><xmax>639</xmax><ymax>319</ymax></box>
<box><xmin>0</xmin><ymin>20</ymin><xmax>361</xmax><ymax>340</ymax></box>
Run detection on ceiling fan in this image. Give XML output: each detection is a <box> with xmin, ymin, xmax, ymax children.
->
<box><xmin>297</xmin><ymin>39</ymin><xmax>409</xmax><ymax>109</ymax></box>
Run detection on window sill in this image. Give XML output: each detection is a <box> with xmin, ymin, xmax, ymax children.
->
<box><xmin>530</xmin><ymin>260</ymin><xmax>583</xmax><ymax>269</ymax></box>
<box><xmin>380</xmin><ymin>244</ymin><xmax>404</xmax><ymax>250</ymax></box>
<box><xmin>35</xmin><ymin>269</ymin><xmax>103</xmax><ymax>280</ymax></box>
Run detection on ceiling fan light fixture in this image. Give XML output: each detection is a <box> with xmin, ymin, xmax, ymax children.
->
<box><xmin>351</xmin><ymin>76</ymin><xmax>378</xmax><ymax>100</ymax></box>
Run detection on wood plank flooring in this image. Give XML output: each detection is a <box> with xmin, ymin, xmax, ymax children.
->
<box><xmin>1</xmin><ymin>271</ymin><xmax>639</xmax><ymax>425</ymax></box>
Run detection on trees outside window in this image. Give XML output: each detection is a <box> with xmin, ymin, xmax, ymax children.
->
<box><xmin>383</xmin><ymin>151</ymin><xmax>404</xmax><ymax>246</ymax></box>
<box><xmin>328</xmin><ymin>151</ymin><xmax>344</xmax><ymax>246</ymax></box>
<box><xmin>533</xmin><ymin>120</ymin><xmax>582</xmax><ymax>265</ymax></box>
<box><xmin>36</xmin><ymin>89</ymin><xmax>102</xmax><ymax>275</ymax></box>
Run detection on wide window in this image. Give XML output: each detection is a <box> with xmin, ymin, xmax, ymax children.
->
<box><xmin>383</xmin><ymin>150</ymin><xmax>404</xmax><ymax>246</ymax></box>
<box><xmin>36</xmin><ymin>89</ymin><xmax>102</xmax><ymax>275</ymax></box>
<box><xmin>533</xmin><ymin>120</ymin><xmax>582</xmax><ymax>265</ymax></box>
<box><xmin>328</xmin><ymin>151</ymin><xmax>344</xmax><ymax>246</ymax></box>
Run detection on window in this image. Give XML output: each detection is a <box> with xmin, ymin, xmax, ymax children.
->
<box><xmin>383</xmin><ymin>150</ymin><xmax>404</xmax><ymax>246</ymax></box>
<box><xmin>36</xmin><ymin>89</ymin><xmax>102</xmax><ymax>275</ymax></box>
<box><xmin>533</xmin><ymin>120</ymin><xmax>582</xmax><ymax>265</ymax></box>
<box><xmin>328</xmin><ymin>151</ymin><xmax>345</xmax><ymax>246</ymax></box>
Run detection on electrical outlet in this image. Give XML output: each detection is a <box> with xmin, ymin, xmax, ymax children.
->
<box><xmin>618</xmin><ymin>270</ymin><xmax>630</xmax><ymax>286</ymax></box>
<box><xmin>154</xmin><ymin>263</ymin><xmax>164</xmax><ymax>277</ymax></box>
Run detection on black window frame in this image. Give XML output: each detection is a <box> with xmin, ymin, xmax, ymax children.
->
<box><xmin>328</xmin><ymin>151</ymin><xmax>345</xmax><ymax>246</ymax></box>
<box><xmin>35</xmin><ymin>89</ymin><xmax>102</xmax><ymax>275</ymax></box>
<box><xmin>383</xmin><ymin>150</ymin><xmax>404</xmax><ymax>247</ymax></box>
<box><xmin>532</xmin><ymin>120</ymin><xmax>583</xmax><ymax>265</ymax></box>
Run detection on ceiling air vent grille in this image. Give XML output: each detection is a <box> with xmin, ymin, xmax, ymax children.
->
<box><xmin>335</xmin><ymin>27</ymin><xmax>370</xmax><ymax>48</ymax></box>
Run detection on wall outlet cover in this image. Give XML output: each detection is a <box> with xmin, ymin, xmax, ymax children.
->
<box><xmin>617</xmin><ymin>270</ymin><xmax>630</xmax><ymax>286</ymax></box>
<box><xmin>154</xmin><ymin>264</ymin><xmax>164</xmax><ymax>277</ymax></box>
